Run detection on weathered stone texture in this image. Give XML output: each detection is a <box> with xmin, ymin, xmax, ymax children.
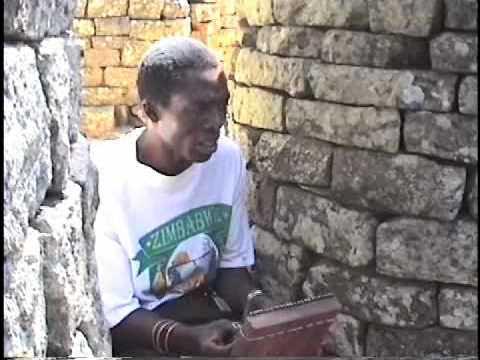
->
<box><xmin>445</xmin><ymin>0</ymin><xmax>478</xmax><ymax>30</ymax></box>
<box><xmin>366</xmin><ymin>325</ymin><xmax>478</xmax><ymax>356</ymax></box>
<box><xmin>274</xmin><ymin>186</ymin><xmax>377</xmax><ymax>267</ymax></box>
<box><xmin>431</xmin><ymin>33</ymin><xmax>478</xmax><ymax>74</ymax></box>
<box><xmin>75</xmin><ymin>0</ymin><xmax>87</xmax><ymax>17</ymax></box>
<box><xmin>255</xmin><ymin>132</ymin><xmax>333</xmax><ymax>187</ymax></box>
<box><xmin>104</xmin><ymin>67</ymin><xmax>138</xmax><ymax>88</ymax></box>
<box><xmin>191</xmin><ymin>3</ymin><xmax>218</xmax><ymax>26</ymax></box>
<box><xmin>468</xmin><ymin>169</ymin><xmax>478</xmax><ymax>220</ymax></box>
<box><xmin>333</xmin><ymin>314</ymin><xmax>365</xmax><ymax>356</ymax></box>
<box><xmin>94</xmin><ymin>17</ymin><xmax>130</xmax><ymax>36</ymax></box>
<box><xmin>255</xmin><ymin>226</ymin><xmax>310</xmax><ymax>302</ymax></box>
<box><xmin>321</xmin><ymin>30</ymin><xmax>429</xmax><ymax>68</ymax></box>
<box><xmin>4</xmin><ymin>228</ymin><xmax>47</xmax><ymax>357</ymax></box>
<box><xmin>307</xmin><ymin>63</ymin><xmax>457</xmax><ymax>112</ymax></box>
<box><xmin>256</xmin><ymin>26</ymin><xmax>324</xmax><ymax>58</ymax></box>
<box><xmin>237</xmin><ymin>0</ymin><xmax>275</xmax><ymax>26</ymax></box>
<box><xmin>273</xmin><ymin>0</ymin><xmax>369</xmax><ymax>29</ymax></box>
<box><xmin>4</xmin><ymin>0</ymin><xmax>76</xmax><ymax>40</ymax></box>
<box><xmin>368</xmin><ymin>0</ymin><xmax>443</xmax><ymax>37</ymax></box>
<box><xmin>286</xmin><ymin>99</ymin><xmax>400</xmax><ymax>153</ymax></box>
<box><xmin>129</xmin><ymin>0</ymin><xmax>165</xmax><ymax>19</ymax></box>
<box><xmin>459</xmin><ymin>76</ymin><xmax>478</xmax><ymax>115</ymax></box>
<box><xmin>121</xmin><ymin>40</ymin><xmax>153</xmax><ymax>66</ymax></box>
<box><xmin>404</xmin><ymin>111</ymin><xmax>478</xmax><ymax>164</ymax></box>
<box><xmin>248</xmin><ymin>171</ymin><xmax>277</xmax><ymax>230</ymax></box>
<box><xmin>439</xmin><ymin>286</ymin><xmax>477</xmax><ymax>330</ymax></box>
<box><xmin>303</xmin><ymin>260</ymin><xmax>437</xmax><ymax>327</ymax></box>
<box><xmin>332</xmin><ymin>148</ymin><xmax>466</xmax><ymax>220</ymax></box>
<box><xmin>82</xmin><ymin>87</ymin><xmax>127</xmax><ymax>106</ymax></box>
<box><xmin>235</xmin><ymin>49</ymin><xmax>307</xmax><ymax>97</ymax></box>
<box><xmin>129</xmin><ymin>19</ymin><xmax>191</xmax><ymax>41</ymax></box>
<box><xmin>84</xmin><ymin>48</ymin><xmax>121</xmax><ymax>67</ymax></box>
<box><xmin>4</xmin><ymin>45</ymin><xmax>52</xmax><ymax>258</ymax></box>
<box><xmin>87</xmin><ymin>0</ymin><xmax>128</xmax><ymax>17</ymax></box>
<box><xmin>73</xmin><ymin>19</ymin><xmax>95</xmax><ymax>37</ymax></box>
<box><xmin>377</xmin><ymin>218</ymin><xmax>477</xmax><ymax>286</ymax></box>
<box><xmin>233</xmin><ymin>86</ymin><xmax>283</xmax><ymax>131</ymax></box>
<box><xmin>81</xmin><ymin>106</ymin><xmax>116</xmax><ymax>139</ymax></box>
<box><xmin>91</xmin><ymin>36</ymin><xmax>128</xmax><ymax>49</ymax></box>
<box><xmin>83</xmin><ymin>67</ymin><xmax>104</xmax><ymax>87</ymax></box>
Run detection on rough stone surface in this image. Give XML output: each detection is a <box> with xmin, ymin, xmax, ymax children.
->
<box><xmin>286</xmin><ymin>99</ymin><xmax>400</xmax><ymax>153</ymax></box>
<box><xmin>256</xmin><ymin>26</ymin><xmax>324</xmax><ymax>58</ymax></box>
<box><xmin>468</xmin><ymin>169</ymin><xmax>478</xmax><ymax>220</ymax></box>
<box><xmin>404</xmin><ymin>111</ymin><xmax>478</xmax><ymax>164</ymax></box>
<box><xmin>4</xmin><ymin>44</ymin><xmax>52</xmax><ymax>258</ymax></box>
<box><xmin>368</xmin><ymin>0</ymin><xmax>443</xmax><ymax>37</ymax></box>
<box><xmin>321</xmin><ymin>30</ymin><xmax>429</xmax><ymax>68</ymax></box>
<box><xmin>248</xmin><ymin>171</ymin><xmax>277</xmax><ymax>230</ymax></box>
<box><xmin>73</xmin><ymin>19</ymin><xmax>95</xmax><ymax>37</ymax></box>
<box><xmin>228</xmin><ymin>123</ymin><xmax>260</xmax><ymax>164</ymax></box>
<box><xmin>84</xmin><ymin>48</ymin><xmax>121</xmax><ymax>67</ymax></box>
<box><xmin>332</xmin><ymin>148</ymin><xmax>466</xmax><ymax>220</ymax></box>
<box><xmin>273</xmin><ymin>0</ymin><xmax>369</xmax><ymax>29</ymax></box>
<box><xmin>81</xmin><ymin>106</ymin><xmax>116</xmax><ymax>139</ymax></box>
<box><xmin>4</xmin><ymin>228</ymin><xmax>47</xmax><ymax>357</ymax></box>
<box><xmin>82</xmin><ymin>87</ymin><xmax>127</xmax><ymax>106</ymax></box>
<box><xmin>439</xmin><ymin>286</ymin><xmax>477</xmax><ymax>330</ymax></box>
<box><xmin>255</xmin><ymin>132</ymin><xmax>333</xmax><ymax>187</ymax></box>
<box><xmin>63</xmin><ymin>38</ymin><xmax>83</xmax><ymax>144</ymax></box>
<box><xmin>75</xmin><ymin>0</ymin><xmax>87</xmax><ymax>17</ymax></box>
<box><xmin>304</xmin><ymin>260</ymin><xmax>437</xmax><ymax>327</ymax></box>
<box><xmin>87</xmin><ymin>0</ymin><xmax>128</xmax><ymax>17</ymax></box>
<box><xmin>162</xmin><ymin>0</ymin><xmax>191</xmax><ymax>19</ymax></box>
<box><xmin>366</xmin><ymin>325</ymin><xmax>478</xmax><ymax>356</ymax></box>
<box><xmin>129</xmin><ymin>19</ymin><xmax>191</xmax><ymax>40</ymax></box>
<box><xmin>36</xmin><ymin>38</ymin><xmax>73</xmax><ymax>195</ymax></box>
<box><xmin>94</xmin><ymin>17</ymin><xmax>130</xmax><ymax>36</ymax></box>
<box><xmin>129</xmin><ymin>0</ymin><xmax>165</xmax><ymax>19</ymax></box>
<box><xmin>91</xmin><ymin>36</ymin><xmax>128</xmax><ymax>49</ymax></box>
<box><xmin>104</xmin><ymin>67</ymin><xmax>138</xmax><ymax>88</ymax></box>
<box><xmin>376</xmin><ymin>218</ymin><xmax>477</xmax><ymax>286</ymax></box>
<box><xmin>236</xmin><ymin>49</ymin><xmax>307</xmax><ymax>97</ymax></box>
<box><xmin>254</xmin><ymin>226</ymin><xmax>310</xmax><ymax>302</ymax></box>
<box><xmin>459</xmin><ymin>76</ymin><xmax>478</xmax><ymax>115</ymax></box>
<box><xmin>121</xmin><ymin>40</ymin><xmax>153</xmax><ymax>66</ymax></box>
<box><xmin>445</xmin><ymin>0</ymin><xmax>477</xmax><ymax>30</ymax></box>
<box><xmin>307</xmin><ymin>63</ymin><xmax>457</xmax><ymax>112</ymax></box>
<box><xmin>191</xmin><ymin>3</ymin><xmax>219</xmax><ymax>26</ymax></box>
<box><xmin>4</xmin><ymin>0</ymin><xmax>76</xmax><ymax>40</ymax></box>
<box><xmin>84</xmin><ymin>67</ymin><xmax>104</xmax><ymax>87</ymax></box>
<box><xmin>333</xmin><ymin>313</ymin><xmax>365</xmax><ymax>356</ymax></box>
<box><xmin>233</xmin><ymin>86</ymin><xmax>283</xmax><ymax>131</ymax></box>
<box><xmin>431</xmin><ymin>33</ymin><xmax>477</xmax><ymax>74</ymax></box>
<box><xmin>274</xmin><ymin>186</ymin><xmax>377</xmax><ymax>267</ymax></box>
<box><xmin>236</xmin><ymin>0</ymin><xmax>275</xmax><ymax>26</ymax></box>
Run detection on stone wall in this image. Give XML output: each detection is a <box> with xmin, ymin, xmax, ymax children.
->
<box><xmin>231</xmin><ymin>0</ymin><xmax>478</xmax><ymax>357</ymax></box>
<box><xmin>73</xmin><ymin>0</ymin><xmax>241</xmax><ymax>139</ymax></box>
<box><xmin>4</xmin><ymin>0</ymin><xmax>111</xmax><ymax>357</ymax></box>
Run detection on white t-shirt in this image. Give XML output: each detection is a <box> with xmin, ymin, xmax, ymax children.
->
<box><xmin>92</xmin><ymin>128</ymin><xmax>255</xmax><ymax>328</ymax></box>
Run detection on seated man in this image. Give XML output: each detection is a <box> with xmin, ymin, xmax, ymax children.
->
<box><xmin>93</xmin><ymin>37</ymin><xmax>258</xmax><ymax>356</ymax></box>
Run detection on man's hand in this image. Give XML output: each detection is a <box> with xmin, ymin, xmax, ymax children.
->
<box><xmin>170</xmin><ymin>319</ymin><xmax>238</xmax><ymax>356</ymax></box>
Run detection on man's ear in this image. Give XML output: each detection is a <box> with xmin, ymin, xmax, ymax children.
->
<box><xmin>142</xmin><ymin>100</ymin><xmax>160</xmax><ymax>123</ymax></box>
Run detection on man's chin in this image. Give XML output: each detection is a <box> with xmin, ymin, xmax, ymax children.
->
<box><xmin>192</xmin><ymin>150</ymin><xmax>215</xmax><ymax>163</ymax></box>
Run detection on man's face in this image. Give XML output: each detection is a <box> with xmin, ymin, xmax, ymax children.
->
<box><xmin>148</xmin><ymin>66</ymin><xmax>229</xmax><ymax>164</ymax></box>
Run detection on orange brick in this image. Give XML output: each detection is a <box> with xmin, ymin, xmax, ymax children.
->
<box><xmin>95</xmin><ymin>17</ymin><xmax>130</xmax><ymax>35</ymax></box>
<box><xmin>87</xmin><ymin>0</ymin><xmax>128</xmax><ymax>17</ymax></box>
<box><xmin>82</xmin><ymin>87</ymin><xmax>127</xmax><ymax>106</ymax></box>
<box><xmin>83</xmin><ymin>67</ymin><xmax>104</xmax><ymax>87</ymax></box>
<box><xmin>92</xmin><ymin>36</ymin><xmax>128</xmax><ymax>49</ymax></box>
<box><xmin>104</xmin><ymin>67</ymin><xmax>138</xmax><ymax>88</ymax></box>
<box><xmin>84</xmin><ymin>48</ymin><xmax>120</xmax><ymax>67</ymax></box>
<box><xmin>129</xmin><ymin>19</ymin><xmax>191</xmax><ymax>41</ymax></box>
<box><xmin>129</xmin><ymin>0</ymin><xmax>164</xmax><ymax>19</ymax></box>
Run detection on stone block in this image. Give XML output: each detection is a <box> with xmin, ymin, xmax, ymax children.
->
<box><xmin>254</xmin><ymin>226</ymin><xmax>310</xmax><ymax>301</ymax></box>
<box><xmin>84</xmin><ymin>48</ymin><xmax>120</xmax><ymax>67</ymax></box>
<box><xmin>223</xmin><ymin>47</ymin><xmax>240</xmax><ymax>76</ymax></box>
<box><xmin>303</xmin><ymin>259</ymin><xmax>437</xmax><ymax>327</ymax></box>
<box><xmin>82</xmin><ymin>87</ymin><xmax>127</xmax><ymax>106</ymax></box>
<box><xmin>129</xmin><ymin>19</ymin><xmax>191</xmax><ymax>40</ymax></box>
<box><xmin>4</xmin><ymin>228</ymin><xmax>47</xmax><ymax>357</ymax></box>
<box><xmin>235</xmin><ymin>49</ymin><xmax>307</xmax><ymax>97</ymax></box>
<box><xmin>129</xmin><ymin>0</ymin><xmax>165</xmax><ymax>19</ymax></box>
<box><xmin>439</xmin><ymin>286</ymin><xmax>477</xmax><ymax>330</ymax></box>
<box><xmin>210</xmin><ymin>29</ymin><xmax>240</xmax><ymax>48</ymax></box>
<box><xmin>368</xmin><ymin>0</ymin><xmax>443</xmax><ymax>37</ymax></box>
<box><xmin>125</xmin><ymin>87</ymin><xmax>140</xmax><ymax>106</ymax></box>
<box><xmin>81</xmin><ymin>106</ymin><xmax>116</xmax><ymax>139</ymax></box>
<box><xmin>63</xmin><ymin>38</ymin><xmax>83</xmax><ymax>144</ymax></box>
<box><xmin>220</xmin><ymin>15</ymin><xmax>239</xmax><ymax>29</ymax></box>
<box><xmin>321</xmin><ymin>30</ymin><xmax>429</xmax><ymax>68</ymax></box>
<box><xmin>332</xmin><ymin>148</ymin><xmax>466</xmax><ymax>220</ymax></box>
<box><xmin>256</xmin><ymin>132</ymin><xmax>333</xmax><ymax>187</ymax></box>
<box><xmin>256</xmin><ymin>26</ymin><xmax>324</xmax><ymax>58</ymax></box>
<box><xmin>377</xmin><ymin>218</ymin><xmax>477</xmax><ymax>286</ymax></box>
<box><xmin>468</xmin><ymin>169</ymin><xmax>478</xmax><ymax>219</ymax></box>
<box><xmin>87</xmin><ymin>0</ymin><xmax>128</xmax><ymax>17</ymax></box>
<box><xmin>459</xmin><ymin>76</ymin><xmax>478</xmax><ymax>115</ymax></box>
<box><xmin>76</xmin><ymin>38</ymin><xmax>91</xmax><ymax>51</ymax></box>
<box><xmin>36</xmin><ymin>38</ymin><xmax>74</xmax><ymax>195</ymax></box>
<box><xmin>431</xmin><ymin>33</ymin><xmax>477</xmax><ymax>74</ymax></box>
<box><xmin>404</xmin><ymin>111</ymin><xmax>477</xmax><ymax>164</ymax></box>
<box><xmin>233</xmin><ymin>86</ymin><xmax>283</xmax><ymax>131</ymax></box>
<box><xmin>237</xmin><ymin>0</ymin><xmax>275</xmax><ymax>26</ymax></box>
<box><xmin>286</xmin><ymin>99</ymin><xmax>400</xmax><ymax>153</ymax></box>
<box><xmin>75</xmin><ymin>0</ymin><xmax>87</xmax><ymax>17</ymax></box>
<box><xmin>73</xmin><ymin>19</ymin><xmax>95</xmax><ymax>37</ymax></box>
<box><xmin>4</xmin><ymin>45</ymin><xmax>52</xmax><ymax>257</ymax></box>
<box><xmin>273</xmin><ymin>0</ymin><xmax>369</xmax><ymax>29</ymax></box>
<box><xmin>274</xmin><ymin>186</ymin><xmax>377</xmax><ymax>267</ymax></box>
<box><xmin>218</xmin><ymin>0</ymin><xmax>236</xmax><ymax>15</ymax></box>
<box><xmin>4</xmin><ymin>0</ymin><xmax>75</xmax><ymax>40</ymax></box>
<box><xmin>228</xmin><ymin>122</ymin><xmax>259</xmax><ymax>164</ymax></box>
<box><xmin>104</xmin><ymin>67</ymin><xmax>138</xmax><ymax>88</ymax></box>
<box><xmin>83</xmin><ymin>67</ymin><xmax>103</xmax><ymax>87</ymax></box>
<box><xmin>445</xmin><ymin>0</ymin><xmax>477</xmax><ymax>30</ymax></box>
<box><xmin>332</xmin><ymin>313</ymin><xmax>365</xmax><ymax>356</ymax></box>
<box><xmin>191</xmin><ymin>3</ymin><xmax>219</xmax><ymax>26</ymax></box>
<box><xmin>162</xmin><ymin>0</ymin><xmax>190</xmax><ymax>19</ymax></box>
<box><xmin>121</xmin><ymin>40</ymin><xmax>153</xmax><ymax>66</ymax></box>
<box><xmin>248</xmin><ymin>171</ymin><xmax>277</xmax><ymax>229</ymax></box>
<box><xmin>91</xmin><ymin>36</ymin><xmax>128</xmax><ymax>49</ymax></box>
<box><xmin>366</xmin><ymin>325</ymin><xmax>478</xmax><ymax>356</ymax></box>
<box><xmin>307</xmin><ymin>63</ymin><xmax>458</xmax><ymax>112</ymax></box>
<box><xmin>94</xmin><ymin>17</ymin><xmax>130</xmax><ymax>36</ymax></box>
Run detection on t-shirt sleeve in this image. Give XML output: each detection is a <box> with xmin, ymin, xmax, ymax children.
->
<box><xmin>94</xmin><ymin>183</ymin><xmax>140</xmax><ymax>328</ymax></box>
<box><xmin>219</xmin><ymin>152</ymin><xmax>255</xmax><ymax>268</ymax></box>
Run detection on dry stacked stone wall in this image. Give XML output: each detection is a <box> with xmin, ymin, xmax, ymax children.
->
<box><xmin>231</xmin><ymin>0</ymin><xmax>478</xmax><ymax>357</ymax></box>
<box><xmin>4</xmin><ymin>0</ymin><xmax>111</xmax><ymax>357</ymax></box>
<box><xmin>73</xmin><ymin>0</ymin><xmax>242</xmax><ymax>139</ymax></box>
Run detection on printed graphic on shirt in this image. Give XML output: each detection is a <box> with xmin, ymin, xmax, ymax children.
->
<box><xmin>133</xmin><ymin>204</ymin><xmax>232</xmax><ymax>297</ymax></box>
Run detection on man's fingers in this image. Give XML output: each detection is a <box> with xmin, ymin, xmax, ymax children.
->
<box><xmin>207</xmin><ymin>339</ymin><xmax>234</xmax><ymax>356</ymax></box>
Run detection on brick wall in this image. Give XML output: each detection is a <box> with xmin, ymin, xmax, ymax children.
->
<box><xmin>73</xmin><ymin>0</ymin><xmax>241</xmax><ymax>139</ymax></box>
